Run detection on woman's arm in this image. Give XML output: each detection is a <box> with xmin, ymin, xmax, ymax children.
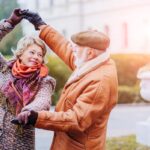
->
<box><xmin>0</xmin><ymin>20</ymin><xmax>14</xmax><ymax>41</ymax></box>
<box><xmin>0</xmin><ymin>8</ymin><xmax>23</xmax><ymax>41</ymax></box>
<box><xmin>22</xmin><ymin>76</ymin><xmax>56</xmax><ymax>112</ymax></box>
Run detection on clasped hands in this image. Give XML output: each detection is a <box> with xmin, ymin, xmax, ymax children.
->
<box><xmin>11</xmin><ymin>110</ymin><xmax>38</xmax><ymax>126</ymax></box>
<box><xmin>6</xmin><ymin>8</ymin><xmax>46</xmax><ymax>30</ymax></box>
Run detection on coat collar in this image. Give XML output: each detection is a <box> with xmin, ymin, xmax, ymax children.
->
<box><xmin>66</xmin><ymin>51</ymin><xmax>110</xmax><ymax>85</ymax></box>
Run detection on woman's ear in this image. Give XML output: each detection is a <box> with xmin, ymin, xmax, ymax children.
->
<box><xmin>18</xmin><ymin>55</ymin><xmax>24</xmax><ymax>63</ymax></box>
<box><xmin>19</xmin><ymin>56</ymin><xmax>22</xmax><ymax>61</ymax></box>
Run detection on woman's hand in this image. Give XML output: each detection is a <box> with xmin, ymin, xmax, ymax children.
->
<box><xmin>21</xmin><ymin>10</ymin><xmax>46</xmax><ymax>30</ymax></box>
<box><xmin>6</xmin><ymin>8</ymin><xmax>23</xmax><ymax>26</ymax></box>
<box><xmin>17</xmin><ymin>111</ymin><xmax>31</xmax><ymax>124</ymax></box>
<box><xmin>17</xmin><ymin>110</ymin><xmax>38</xmax><ymax>126</ymax></box>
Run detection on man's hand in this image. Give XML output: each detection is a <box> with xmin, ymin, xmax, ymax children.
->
<box><xmin>15</xmin><ymin>110</ymin><xmax>38</xmax><ymax>126</ymax></box>
<box><xmin>6</xmin><ymin>8</ymin><xmax>23</xmax><ymax>26</ymax></box>
<box><xmin>22</xmin><ymin>10</ymin><xmax>46</xmax><ymax>30</ymax></box>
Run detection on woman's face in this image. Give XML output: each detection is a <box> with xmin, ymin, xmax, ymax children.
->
<box><xmin>20</xmin><ymin>44</ymin><xmax>44</xmax><ymax>67</ymax></box>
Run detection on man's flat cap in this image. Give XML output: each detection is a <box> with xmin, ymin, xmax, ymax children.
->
<box><xmin>71</xmin><ymin>30</ymin><xmax>110</xmax><ymax>50</ymax></box>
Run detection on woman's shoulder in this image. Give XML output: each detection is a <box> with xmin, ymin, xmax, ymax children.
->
<box><xmin>41</xmin><ymin>75</ymin><xmax>56</xmax><ymax>90</ymax></box>
<box><xmin>0</xmin><ymin>53</ymin><xmax>8</xmax><ymax>72</ymax></box>
<box><xmin>42</xmin><ymin>75</ymin><xmax>56</xmax><ymax>83</ymax></box>
<box><xmin>0</xmin><ymin>53</ymin><xmax>7</xmax><ymax>63</ymax></box>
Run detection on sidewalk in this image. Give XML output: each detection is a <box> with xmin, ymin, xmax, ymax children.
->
<box><xmin>107</xmin><ymin>103</ymin><xmax>150</xmax><ymax>137</ymax></box>
<box><xmin>35</xmin><ymin>104</ymin><xmax>150</xmax><ymax>150</ymax></box>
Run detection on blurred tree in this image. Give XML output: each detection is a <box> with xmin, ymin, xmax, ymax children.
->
<box><xmin>0</xmin><ymin>0</ymin><xmax>23</xmax><ymax>55</ymax></box>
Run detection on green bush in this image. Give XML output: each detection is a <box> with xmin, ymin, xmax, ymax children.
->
<box><xmin>45</xmin><ymin>55</ymin><xmax>72</xmax><ymax>105</ymax></box>
<box><xmin>118</xmin><ymin>85</ymin><xmax>143</xmax><ymax>104</ymax></box>
<box><xmin>106</xmin><ymin>135</ymin><xmax>150</xmax><ymax>150</ymax></box>
<box><xmin>111</xmin><ymin>54</ymin><xmax>150</xmax><ymax>103</ymax></box>
<box><xmin>111</xmin><ymin>54</ymin><xmax>150</xmax><ymax>86</ymax></box>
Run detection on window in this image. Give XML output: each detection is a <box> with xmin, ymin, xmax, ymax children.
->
<box><xmin>122</xmin><ymin>22</ymin><xmax>128</xmax><ymax>48</ymax></box>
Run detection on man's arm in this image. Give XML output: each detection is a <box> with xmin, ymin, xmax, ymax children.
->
<box><xmin>35</xmin><ymin>79</ymin><xmax>114</xmax><ymax>132</ymax></box>
<box><xmin>39</xmin><ymin>25</ymin><xmax>75</xmax><ymax>70</ymax></box>
<box><xmin>22</xmin><ymin>10</ymin><xmax>76</xmax><ymax>70</ymax></box>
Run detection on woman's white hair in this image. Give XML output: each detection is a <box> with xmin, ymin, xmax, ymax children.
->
<box><xmin>13</xmin><ymin>36</ymin><xmax>47</xmax><ymax>59</ymax></box>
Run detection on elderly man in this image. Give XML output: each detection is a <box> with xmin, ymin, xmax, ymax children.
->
<box><xmin>17</xmin><ymin>10</ymin><xmax>118</xmax><ymax>150</ymax></box>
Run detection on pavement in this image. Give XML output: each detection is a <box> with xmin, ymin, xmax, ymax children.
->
<box><xmin>35</xmin><ymin>104</ymin><xmax>150</xmax><ymax>150</ymax></box>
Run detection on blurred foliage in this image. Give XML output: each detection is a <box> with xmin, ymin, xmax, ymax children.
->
<box><xmin>0</xmin><ymin>0</ymin><xmax>23</xmax><ymax>55</ymax></box>
<box><xmin>5</xmin><ymin>53</ymin><xmax>150</xmax><ymax>105</ymax></box>
<box><xmin>111</xmin><ymin>54</ymin><xmax>150</xmax><ymax>86</ymax></box>
<box><xmin>118</xmin><ymin>85</ymin><xmax>143</xmax><ymax>104</ymax></box>
<box><xmin>111</xmin><ymin>54</ymin><xmax>150</xmax><ymax>104</ymax></box>
<box><xmin>106</xmin><ymin>135</ymin><xmax>150</xmax><ymax>150</ymax></box>
<box><xmin>46</xmin><ymin>55</ymin><xmax>72</xmax><ymax>105</ymax></box>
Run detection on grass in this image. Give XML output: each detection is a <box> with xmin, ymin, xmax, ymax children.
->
<box><xmin>106</xmin><ymin>135</ymin><xmax>150</xmax><ymax>150</ymax></box>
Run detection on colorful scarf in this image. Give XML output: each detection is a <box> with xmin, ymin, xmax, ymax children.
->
<box><xmin>1</xmin><ymin>59</ymin><xmax>48</xmax><ymax>115</ymax></box>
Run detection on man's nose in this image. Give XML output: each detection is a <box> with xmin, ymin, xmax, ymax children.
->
<box><xmin>72</xmin><ymin>49</ymin><xmax>76</xmax><ymax>53</ymax></box>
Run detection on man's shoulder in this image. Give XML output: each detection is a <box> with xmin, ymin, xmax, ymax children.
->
<box><xmin>90</xmin><ymin>59</ymin><xmax>117</xmax><ymax>77</ymax></box>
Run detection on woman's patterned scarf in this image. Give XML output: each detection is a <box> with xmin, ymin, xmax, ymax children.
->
<box><xmin>1</xmin><ymin>59</ymin><xmax>48</xmax><ymax>115</ymax></box>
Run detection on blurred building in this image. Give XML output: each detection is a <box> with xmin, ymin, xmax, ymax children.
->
<box><xmin>18</xmin><ymin>0</ymin><xmax>150</xmax><ymax>53</ymax></box>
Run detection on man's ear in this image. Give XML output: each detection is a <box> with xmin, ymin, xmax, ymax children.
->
<box><xmin>87</xmin><ymin>48</ymin><xmax>96</xmax><ymax>60</ymax></box>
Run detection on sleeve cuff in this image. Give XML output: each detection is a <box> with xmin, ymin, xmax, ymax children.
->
<box><xmin>35</xmin><ymin>111</ymin><xmax>52</xmax><ymax>127</ymax></box>
<box><xmin>39</xmin><ymin>25</ymin><xmax>52</xmax><ymax>40</ymax></box>
<box><xmin>0</xmin><ymin>19</ymin><xmax>14</xmax><ymax>29</ymax></box>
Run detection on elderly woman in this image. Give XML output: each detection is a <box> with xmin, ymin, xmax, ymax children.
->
<box><xmin>0</xmin><ymin>13</ymin><xmax>56</xmax><ymax>149</ymax></box>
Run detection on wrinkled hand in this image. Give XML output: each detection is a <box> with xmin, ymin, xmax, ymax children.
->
<box><xmin>21</xmin><ymin>10</ymin><xmax>46</xmax><ymax>30</ymax></box>
<box><xmin>6</xmin><ymin>8</ymin><xmax>25</xmax><ymax>26</ymax></box>
<box><xmin>17</xmin><ymin>111</ymin><xmax>31</xmax><ymax>124</ymax></box>
<box><xmin>16</xmin><ymin>110</ymin><xmax>38</xmax><ymax>126</ymax></box>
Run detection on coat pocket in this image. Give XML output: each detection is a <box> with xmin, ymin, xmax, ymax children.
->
<box><xmin>57</xmin><ymin>132</ymin><xmax>85</xmax><ymax>150</ymax></box>
<box><xmin>0</xmin><ymin>107</ymin><xmax>5</xmax><ymax>136</ymax></box>
<box><xmin>66</xmin><ymin>135</ymin><xmax>85</xmax><ymax>150</ymax></box>
<box><xmin>65</xmin><ymin>98</ymin><xmax>74</xmax><ymax>110</ymax></box>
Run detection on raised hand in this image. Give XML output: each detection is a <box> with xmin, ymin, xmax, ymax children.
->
<box><xmin>21</xmin><ymin>10</ymin><xmax>46</xmax><ymax>30</ymax></box>
<box><xmin>6</xmin><ymin>8</ymin><xmax>23</xmax><ymax>26</ymax></box>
